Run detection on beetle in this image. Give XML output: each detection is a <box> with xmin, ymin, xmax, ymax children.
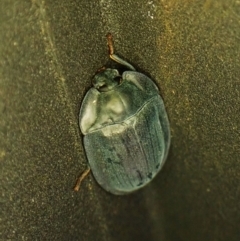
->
<box><xmin>74</xmin><ymin>33</ymin><xmax>170</xmax><ymax>195</ymax></box>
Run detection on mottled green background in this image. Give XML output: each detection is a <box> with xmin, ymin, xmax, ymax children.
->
<box><xmin>1</xmin><ymin>0</ymin><xmax>240</xmax><ymax>240</ymax></box>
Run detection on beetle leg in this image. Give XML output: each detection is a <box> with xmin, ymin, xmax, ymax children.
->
<box><xmin>74</xmin><ymin>167</ymin><xmax>91</xmax><ymax>192</ymax></box>
<box><xmin>106</xmin><ymin>33</ymin><xmax>136</xmax><ymax>71</ymax></box>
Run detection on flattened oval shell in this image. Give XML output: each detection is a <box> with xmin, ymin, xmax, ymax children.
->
<box><xmin>82</xmin><ymin>94</ymin><xmax>170</xmax><ymax>195</ymax></box>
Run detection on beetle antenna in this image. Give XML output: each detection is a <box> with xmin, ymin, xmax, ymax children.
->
<box><xmin>106</xmin><ymin>33</ymin><xmax>136</xmax><ymax>71</ymax></box>
<box><xmin>107</xmin><ymin>32</ymin><xmax>114</xmax><ymax>55</ymax></box>
<box><xmin>74</xmin><ymin>167</ymin><xmax>91</xmax><ymax>192</ymax></box>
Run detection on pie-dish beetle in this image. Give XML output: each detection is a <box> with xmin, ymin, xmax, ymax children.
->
<box><xmin>74</xmin><ymin>33</ymin><xmax>170</xmax><ymax>195</ymax></box>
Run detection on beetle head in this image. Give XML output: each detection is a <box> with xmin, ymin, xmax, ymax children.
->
<box><xmin>93</xmin><ymin>68</ymin><xmax>121</xmax><ymax>92</ymax></box>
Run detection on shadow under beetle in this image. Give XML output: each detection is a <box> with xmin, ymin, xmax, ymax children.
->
<box><xmin>74</xmin><ymin>33</ymin><xmax>170</xmax><ymax>195</ymax></box>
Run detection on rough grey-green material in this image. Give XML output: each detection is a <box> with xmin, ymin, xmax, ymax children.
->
<box><xmin>80</xmin><ymin>69</ymin><xmax>170</xmax><ymax>194</ymax></box>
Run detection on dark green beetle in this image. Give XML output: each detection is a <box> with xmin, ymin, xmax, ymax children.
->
<box><xmin>75</xmin><ymin>33</ymin><xmax>170</xmax><ymax>195</ymax></box>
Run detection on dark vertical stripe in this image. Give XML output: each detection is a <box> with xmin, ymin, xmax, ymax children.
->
<box><xmin>122</xmin><ymin>127</ymin><xmax>137</xmax><ymax>187</ymax></box>
<box><xmin>138</xmin><ymin>113</ymin><xmax>152</xmax><ymax>175</ymax></box>
<box><xmin>143</xmin><ymin>105</ymin><xmax>156</xmax><ymax>171</ymax></box>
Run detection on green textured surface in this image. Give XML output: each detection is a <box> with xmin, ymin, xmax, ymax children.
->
<box><xmin>1</xmin><ymin>0</ymin><xmax>240</xmax><ymax>240</ymax></box>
